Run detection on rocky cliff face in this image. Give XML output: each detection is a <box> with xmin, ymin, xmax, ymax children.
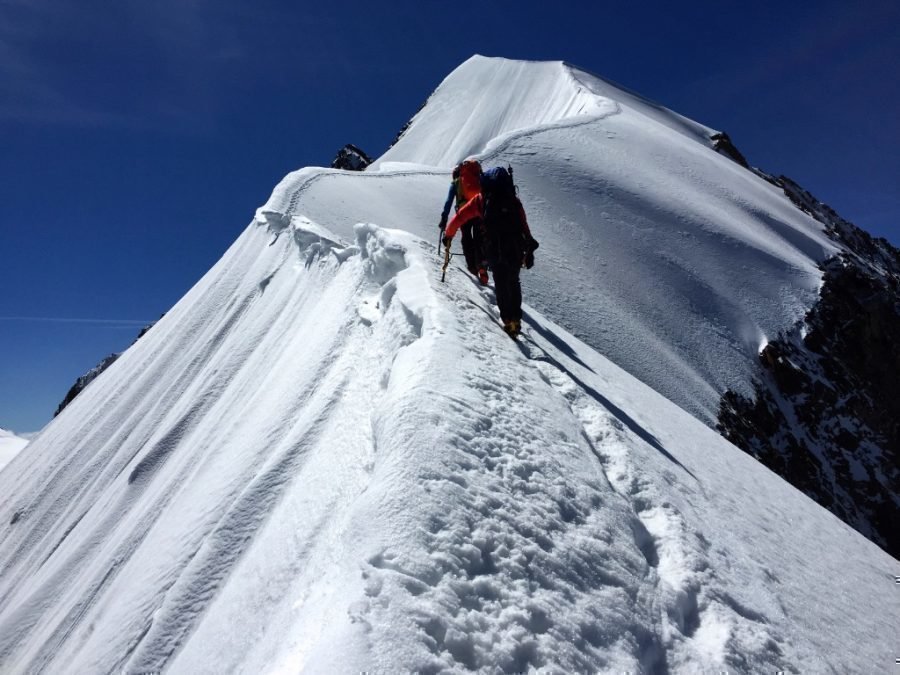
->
<box><xmin>331</xmin><ymin>144</ymin><xmax>372</xmax><ymax>171</ymax></box>
<box><xmin>710</xmin><ymin>131</ymin><xmax>750</xmax><ymax>168</ymax></box>
<box><xmin>717</xmin><ymin>163</ymin><xmax>900</xmax><ymax>557</ymax></box>
<box><xmin>54</xmin><ymin>353</ymin><xmax>120</xmax><ymax>417</ymax></box>
<box><xmin>54</xmin><ymin>321</ymin><xmax>158</xmax><ymax>417</ymax></box>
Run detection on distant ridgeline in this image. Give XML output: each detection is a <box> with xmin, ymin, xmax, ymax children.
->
<box><xmin>713</xmin><ymin>140</ymin><xmax>900</xmax><ymax>558</ymax></box>
<box><xmin>54</xmin><ymin>320</ymin><xmax>160</xmax><ymax>417</ymax></box>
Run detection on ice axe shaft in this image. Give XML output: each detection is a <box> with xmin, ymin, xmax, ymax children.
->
<box><xmin>440</xmin><ymin>242</ymin><xmax>451</xmax><ymax>282</ymax></box>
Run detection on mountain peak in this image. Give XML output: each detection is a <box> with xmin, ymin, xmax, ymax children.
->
<box><xmin>375</xmin><ymin>56</ymin><xmax>714</xmax><ymax>171</ymax></box>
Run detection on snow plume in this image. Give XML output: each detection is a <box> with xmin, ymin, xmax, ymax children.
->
<box><xmin>0</xmin><ymin>214</ymin><xmax>895</xmax><ymax>672</ymax></box>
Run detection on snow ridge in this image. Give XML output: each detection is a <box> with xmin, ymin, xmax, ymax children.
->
<box><xmin>1</xmin><ymin>56</ymin><xmax>897</xmax><ymax>673</ymax></box>
<box><xmin>259</xmin><ymin>55</ymin><xmax>837</xmax><ymax>430</ymax></box>
<box><xmin>374</xmin><ymin>57</ymin><xmax>614</xmax><ymax>170</ymax></box>
<box><xmin>0</xmin><ymin>217</ymin><xmax>896</xmax><ymax>672</ymax></box>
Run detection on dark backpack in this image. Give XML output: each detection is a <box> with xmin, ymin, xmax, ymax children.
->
<box><xmin>480</xmin><ymin>166</ymin><xmax>526</xmax><ymax>265</ymax></box>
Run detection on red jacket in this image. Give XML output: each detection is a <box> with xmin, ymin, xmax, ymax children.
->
<box><xmin>445</xmin><ymin>193</ymin><xmax>532</xmax><ymax>240</ymax></box>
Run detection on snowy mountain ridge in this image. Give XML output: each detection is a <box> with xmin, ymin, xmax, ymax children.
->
<box><xmin>261</xmin><ymin>55</ymin><xmax>836</xmax><ymax>429</ymax></box>
<box><xmin>0</xmin><ymin>56</ymin><xmax>896</xmax><ymax>672</ymax></box>
<box><xmin>374</xmin><ymin>56</ymin><xmax>714</xmax><ymax>170</ymax></box>
<box><xmin>2</xmin><ymin>219</ymin><xmax>895</xmax><ymax>672</ymax></box>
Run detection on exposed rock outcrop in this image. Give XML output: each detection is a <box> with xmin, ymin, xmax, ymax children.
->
<box><xmin>331</xmin><ymin>144</ymin><xmax>372</xmax><ymax>171</ymax></box>
<box><xmin>385</xmin><ymin>96</ymin><xmax>430</xmax><ymax>154</ymax></box>
<box><xmin>710</xmin><ymin>132</ymin><xmax>750</xmax><ymax>168</ymax></box>
<box><xmin>54</xmin><ymin>320</ymin><xmax>159</xmax><ymax>417</ymax></box>
<box><xmin>717</xmin><ymin>165</ymin><xmax>900</xmax><ymax>557</ymax></box>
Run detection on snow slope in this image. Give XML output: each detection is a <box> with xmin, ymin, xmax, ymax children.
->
<box><xmin>0</xmin><ymin>428</ymin><xmax>28</xmax><ymax>474</ymax></box>
<box><xmin>0</xmin><ymin>219</ymin><xmax>896</xmax><ymax>673</ymax></box>
<box><xmin>0</xmin><ymin>56</ymin><xmax>895</xmax><ymax>672</ymax></box>
<box><xmin>265</xmin><ymin>55</ymin><xmax>837</xmax><ymax>425</ymax></box>
<box><xmin>373</xmin><ymin>56</ymin><xmax>715</xmax><ymax>171</ymax></box>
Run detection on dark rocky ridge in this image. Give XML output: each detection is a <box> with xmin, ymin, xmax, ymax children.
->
<box><xmin>385</xmin><ymin>96</ymin><xmax>430</xmax><ymax>156</ymax></box>
<box><xmin>715</xmin><ymin>148</ymin><xmax>900</xmax><ymax>557</ymax></box>
<box><xmin>331</xmin><ymin>144</ymin><xmax>372</xmax><ymax>171</ymax></box>
<box><xmin>710</xmin><ymin>132</ymin><xmax>750</xmax><ymax>168</ymax></box>
<box><xmin>54</xmin><ymin>321</ymin><xmax>158</xmax><ymax>417</ymax></box>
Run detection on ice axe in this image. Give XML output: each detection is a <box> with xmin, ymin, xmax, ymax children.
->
<box><xmin>440</xmin><ymin>240</ymin><xmax>452</xmax><ymax>282</ymax></box>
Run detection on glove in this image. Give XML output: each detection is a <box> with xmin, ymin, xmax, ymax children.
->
<box><xmin>524</xmin><ymin>251</ymin><xmax>535</xmax><ymax>269</ymax></box>
<box><xmin>438</xmin><ymin>216</ymin><xmax>447</xmax><ymax>231</ymax></box>
<box><xmin>528</xmin><ymin>236</ymin><xmax>540</xmax><ymax>252</ymax></box>
<box><xmin>442</xmin><ymin>235</ymin><xmax>452</xmax><ymax>248</ymax></box>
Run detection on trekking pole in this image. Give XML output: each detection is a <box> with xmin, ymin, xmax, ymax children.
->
<box><xmin>437</xmin><ymin>226</ymin><xmax>444</xmax><ymax>255</ymax></box>
<box><xmin>440</xmin><ymin>241</ymin><xmax>452</xmax><ymax>282</ymax></box>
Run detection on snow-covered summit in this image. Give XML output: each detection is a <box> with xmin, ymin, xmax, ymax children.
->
<box><xmin>374</xmin><ymin>55</ymin><xmax>713</xmax><ymax>170</ymax></box>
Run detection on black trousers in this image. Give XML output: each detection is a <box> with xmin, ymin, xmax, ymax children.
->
<box><xmin>461</xmin><ymin>222</ymin><xmax>482</xmax><ymax>273</ymax></box>
<box><xmin>491</xmin><ymin>261</ymin><xmax>522</xmax><ymax>323</ymax></box>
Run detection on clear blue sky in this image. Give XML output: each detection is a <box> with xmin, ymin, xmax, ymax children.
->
<box><xmin>2</xmin><ymin>0</ymin><xmax>898</xmax><ymax>432</ymax></box>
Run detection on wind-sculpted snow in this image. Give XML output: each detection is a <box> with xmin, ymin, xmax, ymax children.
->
<box><xmin>374</xmin><ymin>57</ymin><xmax>615</xmax><ymax>171</ymax></box>
<box><xmin>0</xmin><ymin>216</ymin><xmax>896</xmax><ymax>672</ymax></box>
<box><xmin>374</xmin><ymin>55</ymin><xmax>716</xmax><ymax>172</ymax></box>
<box><xmin>1</xmin><ymin>56</ymin><xmax>896</xmax><ymax>672</ymax></box>
<box><xmin>260</xmin><ymin>55</ymin><xmax>836</xmax><ymax>424</ymax></box>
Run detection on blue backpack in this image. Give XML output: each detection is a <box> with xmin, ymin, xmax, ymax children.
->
<box><xmin>481</xmin><ymin>166</ymin><xmax>516</xmax><ymax>200</ymax></box>
<box><xmin>480</xmin><ymin>166</ymin><xmax>526</xmax><ymax>265</ymax></box>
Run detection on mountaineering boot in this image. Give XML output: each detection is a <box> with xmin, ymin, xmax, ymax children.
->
<box><xmin>478</xmin><ymin>268</ymin><xmax>489</xmax><ymax>285</ymax></box>
<box><xmin>502</xmin><ymin>319</ymin><xmax>521</xmax><ymax>339</ymax></box>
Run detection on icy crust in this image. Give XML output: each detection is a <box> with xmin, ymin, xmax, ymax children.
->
<box><xmin>0</xmin><ymin>221</ymin><xmax>896</xmax><ymax>673</ymax></box>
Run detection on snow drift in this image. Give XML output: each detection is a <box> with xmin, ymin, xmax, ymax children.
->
<box><xmin>1</xmin><ymin>56</ymin><xmax>896</xmax><ymax>673</ymax></box>
<box><xmin>0</xmin><ymin>428</ymin><xmax>28</xmax><ymax>474</ymax></box>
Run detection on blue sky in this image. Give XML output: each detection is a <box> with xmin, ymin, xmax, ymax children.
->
<box><xmin>1</xmin><ymin>0</ymin><xmax>898</xmax><ymax>432</ymax></box>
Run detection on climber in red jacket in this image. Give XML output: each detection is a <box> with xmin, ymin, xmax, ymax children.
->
<box><xmin>439</xmin><ymin>159</ymin><xmax>488</xmax><ymax>283</ymax></box>
<box><xmin>443</xmin><ymin>166</ymin><xmax>539</xmax><ymax>338</ymax></box>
